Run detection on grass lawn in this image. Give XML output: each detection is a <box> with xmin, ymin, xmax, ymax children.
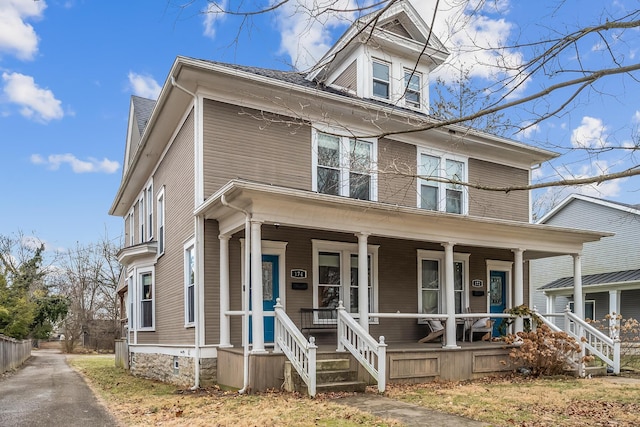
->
<box><xmin>67</xmin><ymin>355</ymin><xmax>399</xmax><ymax>426</ymax></box>
<box><xmin>68</xmin><ymin>354</ymin><xmax>640</xmax><ymax>427</ymax></box>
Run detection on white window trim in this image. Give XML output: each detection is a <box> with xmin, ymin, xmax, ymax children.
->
<box><xmin>184</xmin><ymin>239</ymin><xmax>195</xmax><ymax>328</ymax></box>
<box><xmin>312</xmin><ymin>239</ymin><xmax>379</xmax><ymax>323</ymax></box>
<box><xmin>403</xmin><ymin>68</ymin><xmax>422</xmax><ymax>110</ymax></box>
<box><xmin>417</xmin><ymin>249</ymin><xmax>470</xmax><ymax>323</ymax></box>
<box><xmin>146</xmin><ymin>183</ymin><xmax>154</xmax><ymax>241</ymax></box>
<box><xmin>569</xmin><ymin>300</ymin><xmax>596</xmax><ymax>320</ymax></box>
<box><xmin>157</xmin><ymin>187</ymin><xmax>165</xmax><ymax>257</ymax></box>
<box><xmin>138</xmin><ymin>196</ymin><xmax>145</xmax><ymax>244</ymax></box>
<box><xmin>416</xmin><ymin>148</ymin><xmax>469</xmax><ymax>215</ymax></box>
<box><xmin>372</xmin><ymin>59</ymin><xmax>391</xmax><ymax>101</ymax></box>
<box><xmin>238</xmin><ymin>240</ymin><xmax>288</xmax><ymax>312</ymax></box>
<box><xmin>127</xmin><ymin>275</ymin><xmax>134</xmax><ymax>331</ymax></box>
<box><xmin>127</xmin><ymin>209</ymin><xmax>135</xmax><ymax>247</ymax></box>
<box><xmin>137</xmin><ymin>266</ymin><xmax>155</xmax><ymax>331</ymax></box>
<box><xmin>311</xmin><ymin>127</ymin><xmax>378</xmax><ymax>201</ymax></box>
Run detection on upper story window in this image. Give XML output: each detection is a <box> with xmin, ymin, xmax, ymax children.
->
<box><xmin>157</xmin><ymin>187</ymin><xmax>165</xmax><ymax>256</ymax></box>
<box><xmin>146</xmin><ymin>185</ymin><xmax>153</xmax><ymax>240</ymax></box>
<box><xmin>127</xmin><ymin>209</ymin><xmax>134</xmax><ymax>246</ymax></box>
<box><xmin>404</xmin><ymin>69</ymin><xmax>421</xmax><ymax>108</ymax></box>
<box><xmin>138</xmin><ymin>196</ymin><xmax>145</xmax><ymax>244</ymax></box>
<box><xmin>313</xmin><ymin>130</ymin><xmax>377</xmax><ymax>201</ymax></box>
<box><xmin>372</xmin><ymin>61</ymin><xmax>390</xmax><ymax>99</ymax></box>
<box><xmin>418</xmin><ymin>151</ymin><xmax>467</xmax><ymax>214</ymax></box>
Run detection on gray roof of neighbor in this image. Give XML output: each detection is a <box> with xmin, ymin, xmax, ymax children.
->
<box><xmin>132</xmin><ymin>95</ymin><xmax>156</xmax><ymax>134</ymax></box>
<box><xmin>540</xmin><ymin>268</ymin><xmax>640</xmax><ymax>290</ymax></box>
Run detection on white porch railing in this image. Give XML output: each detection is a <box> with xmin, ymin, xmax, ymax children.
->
<box><xmin>534</xmin><ymin>307</ymin><xmax>621</xmax><ymax>375</ymax></box>
<box><xmin>273</xmin><ymin>299</ymin><xmax>318</xmax><ymax>397</ymax></box>
<box><xmin>336</xmin><ymin>302</ymin><xmax>387</xmax><ymax>393</ymax></box>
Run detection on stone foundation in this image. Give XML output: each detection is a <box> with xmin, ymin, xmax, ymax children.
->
<box><xmin>129</xmin><ymin>352</ymin><xmax>217</xmax><ymax>387</ymax></box>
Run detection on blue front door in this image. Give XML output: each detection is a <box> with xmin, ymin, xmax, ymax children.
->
<box><xmin>489</xmin><ymin>271</ymin><xmax>507</xmax><ymax>336</ymax></box>
<box><xmin>250</xmin><ymin>255</ymin><xmax>279</xmax><ymax>343</ymax></box>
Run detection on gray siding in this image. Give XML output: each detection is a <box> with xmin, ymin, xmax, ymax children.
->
<box><xmin>204</xmin><ymin>219</ymin><xmax>220</xmax><ymax>345</ymax></box>
<box><xmin>377</xmin><ymin>137</ymin><xmax>417</xmax><ymax>206</ymax></box>
<box><xmin>531</xmin><ymin>199</ymin><xmax>640</xmax><ymax>317</ymax></box>
<box><xmin>202</xmin><ymin>100</ymin><xmax>312</xmax><ymax>198</ymax></box>
<box><xmin>139</xmin><ymin>111</ymin><xmax>195</xmax><ymax>345</ymax></box>
<box><xmin>333</xmin><ymin>60</ymin><xmax>357</xmax><ymax>92</ymax></box>
<box><xmin>467</xmin><ymin>158</ymin><xmax>529</xmax><ymax>222</ymax></box>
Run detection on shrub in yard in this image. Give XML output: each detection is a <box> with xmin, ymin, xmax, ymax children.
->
<box><xmin>504</xmin><ymin>325</ymin><xmax>583</xmax><ymax>377</ymax></box>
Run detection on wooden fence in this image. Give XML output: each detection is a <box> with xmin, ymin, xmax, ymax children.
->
<box><xmin>0</xmin><ymin>334</ymin><xmax>31</xmax><ymax>373</ymax></box>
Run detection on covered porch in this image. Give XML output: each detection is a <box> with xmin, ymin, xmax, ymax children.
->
<box><xmin>196</xmin><ymin>179</ymin><xmax>609</xmax><ymax>392</ymax></box>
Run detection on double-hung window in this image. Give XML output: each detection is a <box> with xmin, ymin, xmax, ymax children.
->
<box><xmin>314</xmin><ymin>130</ymin><xmax>376</xmax><ymax>201</ymax></box>
<box><xmin>146</xmin><ymin>185</ymin><xmax>153</xmax><ymax>240</ymax></box>
<box><xmin>313</xmin><ymin>240</ymin><xmax>378</xmax><ymax>321</ymax></box>
<box><xmin>127</xmin><ymin>210</ymin><xmax>135</xmax><ymax>246</ymax></box>
<box><xmin>139</xmin><ymin>268</ymin><xmax>154</xmax><ymax>330</ymax></box>
<box><xmin>184</xmin><ymin>242</ymin><xmax>195</xmax><ymax>326</ymax></box>
<box><xmin>157</xmin><ymin>188</ymin><xmax>165</xmax><ymax>255</ymax></box>
<box><xmin>372</xmin><ymin>61</ymin><xmax>390</xmax><ymax>99</ymax></box>
<box><xmin>418</xmin><ymin>151</ymin><xmax>467</xmax><ymax>214</ymax></box>
<box><xmin>417</xmin><ymin>250</ymin><xmax>469</xmax><ymax>320</ymax></box>
<box><xmin>138</xmin><ymin>196</ymin><xmax>145</xmax><ymax>244</ymax></box>
<box><xmin>404</xmin><ymin>69</ymin><xmax>421</xmax><ymax>108</ymax></box>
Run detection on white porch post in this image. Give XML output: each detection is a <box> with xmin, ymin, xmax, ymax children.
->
<box><xmin>609</xmin><ymin>290</ymin><xmax>621</xmax><ymax>337</ymax></box>
<box><xmin>442</xmin><ymin>242</ymin><xmax>459</xmax><ymax>349</ymax></box>
<box><xmin>545</xmin><ymin>293</ymin><xmax>557</xmax><ymax>325</ymax></box>
<box><xmin>357</xmin><ymin>232</ymin><xmax>370</xmax><ymax>332</ymax></box>
<box><xmin>250</xmin><ymin>220</ymin><xmax>266</xmax><ymax>353</ymax></box>
<box><xmin>219</xmin><ymin>234</ymin><xmax>232</xmax><ymax>347</ymax></box>
<box><xmin>572</xmin><ymin>253</ymin><xmax>584</xmax><ymax>319</ymax></box>
<box><xmin>512</xmin><ymin>248</ymin><xmax>524</xmax><ymax>333</ymax></box>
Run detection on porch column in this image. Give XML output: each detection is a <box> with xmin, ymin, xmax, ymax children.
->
<box><xmin>609</xmin><ymin>290</ymin><xmax>621</xmax><ymax>338</ymax></box>
<box><xmin>356</xmin><ymin>232</ymin><xmax>370</xmax><ymax>332</ymax></box>
<box><xmin>545</xmin><ymin>293</ymin><xmax>557</xmax><ymax>325</ymax></box>
<box><xmin>442</xmin><ymin>242</ymin><xmax>459</xmax><ymax>349</ymax></box>
<box><xmin>572</xmin><ymin>253</ymin><xmax>584</xmax><ymax>319</ymax></box>
<box><xmin>250</xmin><ymin>220</ymin><xmax>266</xmax><ymax>353</ymax></box>
<box><xmin>512</xmin><ymin>248</ymin><xmax>524</xmax><ymax>333</ymax></box>
<box><xmin>219</xmin><ymin>234</ymin><xmax>232</xmax><ymax>347</ymax></box>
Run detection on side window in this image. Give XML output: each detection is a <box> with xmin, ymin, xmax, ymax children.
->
<box><xmin>372</xmin><ymin>61</ymin><xmax>390</xmax><ymax>99</ymax></box>
<box><xmin>138</xmin><ymin>196</ymin><xmax>145</xmax><ymax>244</ymax></box>
<box><xmin>139</xmin><ymin>270</ymin><xmax>154</xmax><ymax>329</ymax></box>
<box><xmin>157</xmin><ymin>188</ymin><xmax>165</xmax><ymax>255</ymax></box>
<box><xmin>184</xmin><ymin>243</ymin><xmax>195</xmax><ymax>326</ymax></box>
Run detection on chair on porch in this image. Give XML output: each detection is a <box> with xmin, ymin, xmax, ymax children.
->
<box><xmin>464</xmin><ymin>308</ymin><xmax>494</xmax><ymax>342</ymax></box>
<box><xmin>418</xmin><ymin>319</ymin><xmax>445</xmax><ymax>343</ymax></box>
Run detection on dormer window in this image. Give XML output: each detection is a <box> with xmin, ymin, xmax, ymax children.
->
<box><xmin>404</xmin><ymin>69</ymin><xmax>421</xmax><ymax>108</ymax></box>
<box><xmin>372</xmin><ymin>61</ymin><xmax>390</xmax><ymax>99</ymax></box>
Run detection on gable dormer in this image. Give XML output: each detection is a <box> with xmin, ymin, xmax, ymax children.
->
<box><xmin>307</xmin><ymin>0</ymin><xmax>449</xmax><ymax>113</ymax></box>
<box><xmin>123</xmin><ymin>95</ymin><xmax>156</xmax><ymax>176</ymax></box>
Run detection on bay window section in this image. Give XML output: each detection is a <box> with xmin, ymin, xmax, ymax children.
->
<box><xmin>417</xmin><ymin>250</ymin><xmax>469</xmax><ymax>321</ymax></box>
<box><xmin>313</xmin><ymin>240</ymin><xmax>379</xmax><ymax>322</ymax></box>
<box><xmin>139</xmin><ymin>269</ymin><xmax>154</xmax><ymax>330</ymax></box>
<box><xmin>313</xmin><ymin>130</ymin><xmax>377</xmax><ymax>201</ymax></box>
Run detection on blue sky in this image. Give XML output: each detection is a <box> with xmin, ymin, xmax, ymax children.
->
<box><xmin>1</xmin><ymin>0</ymin><xmax>639</xmax><ymax>252</ymax></box>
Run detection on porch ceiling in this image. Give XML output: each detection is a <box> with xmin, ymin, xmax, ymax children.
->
<box><xmin>196</xmin><ymin>180</ymin><xmax>611</xmax><ymax>258</ymax></box>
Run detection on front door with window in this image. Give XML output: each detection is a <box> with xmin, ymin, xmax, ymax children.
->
<box><xmin>489</xmin><ymin>271</ymin><xmax>507</xmax><ymax>336</ymax></box>
<box><xmin>250</xmin><ymin>255</ymin><xmax>279</xmax><ymax>343</ymax></box>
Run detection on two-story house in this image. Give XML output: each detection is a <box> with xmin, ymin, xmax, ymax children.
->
<box><xmin>110</xmin><ymin>1</ymin><xmax>607</xmax><ymax>392</ymax></box>
<box><xmin>531</xmin><ymin>194</ymin><xmax>640</xmax><ymax>326</ymax></box>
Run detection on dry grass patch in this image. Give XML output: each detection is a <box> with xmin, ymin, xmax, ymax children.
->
<box><xmin>67</xmin><ymin>355</ymin><xmax>398</xmax><ymax>426</ymax></box>
<box><xmin>384</xmin><ymin>375</ymin><xmax>640</xmax><ymax>426</ymax></box>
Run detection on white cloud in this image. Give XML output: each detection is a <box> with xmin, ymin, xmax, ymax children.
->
<box><xmin>572</xmin><ymin>160</ymin><xmax>624</xmax><ymax>198</ymax></box>
<box><xmin>273</xmin><ymin>0</ymin><xmax>361</xmax><ymax>71</ymax></box>
<box><xmin>518</xmin><ymin>122</ymin><xmax>540</xmax><ymax>139</ymax></box>
<box><xmin>127</xmin><ymin>72</ymin><xmax>161</xmax><ymax>99</ymax></box>
<box><xmin>31</xmin><ymin>153</ymin><xmax>120</xmax><ymax>174</ymax></box>
<box><xmin>633</xmin><ymin>110</ymin><xmax>640</xmax><ymax>123</ymax></box>
<box><xmin>2</xmin><ymin>72</ymin><xmax>63</xmax><ymax>122</ymax></box>
<box><xmin>0</xmin><ymin>0</ymin><xmax>46</xmax><ymax>60</ymax></box>
<box><xmin>412</xmin><ymin>0</ymin><xmax>526</xmax><ymax>98</ymax></box>
<box><xmin>570</xmin><ymin>116</ymin><xmax>610</xmax><ymax>149</ymax></box>
<box><xmin>203</xmin><ymin>0</ymin><xmax>228</xmax><ymax>38</ymax></box>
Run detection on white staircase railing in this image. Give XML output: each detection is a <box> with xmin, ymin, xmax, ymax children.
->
<box><xmin>565</xmin><ymin>309</ymin><xmax>620</xmax><ymax>375</ymax></box>
<box><xmin>273</xmin><ymin>299</ymin><xmax>318</xmax><ymax>397</ymax></box>
<box><xmin>336</xmin><ymin>302</ymin><xmax>387</xmax><ymax>393</ymax></box>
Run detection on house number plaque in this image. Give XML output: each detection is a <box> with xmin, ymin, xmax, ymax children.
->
<box><xmin>290</xmin><ymin>269</ymin><xmax>307</xmax><ymax>279</ymax></box>
<box><xmin>472</xmin><ymin>279</ymin><xmax>483</xmax><ymax>288</ymax></box>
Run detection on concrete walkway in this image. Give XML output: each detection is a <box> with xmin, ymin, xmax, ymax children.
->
<box><xmin>338</xmin><ymin>394</ymin><xmax>490</xmax><ymax>427</ymax></box>
<box><xmin>0</xmin><ymin>349</ymin><xmax>118</xmax><ymax>427</ymax></box>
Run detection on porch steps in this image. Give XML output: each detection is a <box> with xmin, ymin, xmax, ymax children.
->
<box><xmin>284</xmin><ymin>358</ymin><xmax>367</xmax><ymax>396</ymax></box>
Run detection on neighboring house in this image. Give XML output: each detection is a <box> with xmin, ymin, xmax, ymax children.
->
<box><xmin>110</xmin><ymin>1</ymin><xmax>607</xmax><ymax>391</ymax></box>
<box><xmin>531</xmin><ymin>194</ymin><xmax>640</xmax><ymax>325</ymax></box>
